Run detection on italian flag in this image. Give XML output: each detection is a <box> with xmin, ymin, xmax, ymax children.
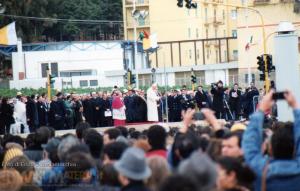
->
<box><xmin>245</xmin><ymin>36</ymin><xmax>253</xmax><ymax>51</ymax></box>
<box><xmin>0</xmin><ymin>22</ymin><xmax>18</xmax><ymax>45</ymax></box>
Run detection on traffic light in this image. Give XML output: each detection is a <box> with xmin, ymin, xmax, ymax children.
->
<box><xmin>260</xmin><ymin>73</ymin><xmax>266</xmax><ymax>81</ymax></box>
<box><xmin>177</xmin><ymin>0</ymin><xmax>183</xmax><ymax>7</ymax></box>
<box><xmin>185</xmin><ymin>0</ymin><xmax>197</xmax><ymax>9</ymax></box>
<box><xmin>191</xmin><ymin>2</ymin><xmax>197</xmax><ymax>8</ymax></box>
<box><xmin>48</xmin><ymin>74</ymin><xmax>55</xmax><ymax>88</ymax></box>
<box><xmin>126</xmin><ymin>69</ymin><xmax>136</xmax><ymax>86</ymax></box>
<box><xmin>257</xmin><ymin>55</ymin><xmax>265</xmax><ymax>72</ymax></box>
<box><xmin>124</xmin><ymin>73</ymin><xmax>128</xmax><ymax>86</ymax></box>
<box><xmin>191</xmin><ymin>75</ymin><xmax>196</xmax><ymax>84</ymax></box>
<box><xmin>131</xmin><ymin>75</ymin><xmax>136</xmax><ymax>85</ymax></box>
<box><xmin>49</xmin><ymin>74</ymin><xmax>55</xmax><ymax>84</ymax></box>
<box><xmin>177</xmin><ymin>0</ymin><xmax>197</xmax><ymax>9</ymax></box>
<box><xmin>266</xmin><ymin>54</ymin><xmax>275</xmax><ymax>73</ymax></box>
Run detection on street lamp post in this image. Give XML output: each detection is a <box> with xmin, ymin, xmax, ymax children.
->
<box><xmin>244</xmin><ymin>0</ymin><xmax>252</xmax><ymax>86</ymax></box>
<box><xmin>133</xmin><ymin>0</ymin><xmax>139</xmax><ymax>89</ymax></box>
<box><xmin>151</xmin><ymin>67</ymin><xmax>156</xmax><ymax>84</ymax></box>
<box><xmin>132</xmin><ymin>1</ymin><xmax>148</xmax><ymax>90</ymax></box>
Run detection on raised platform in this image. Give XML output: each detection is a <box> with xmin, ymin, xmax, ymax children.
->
<box><xmin>17</xmin><ymin>120</ymin><xmax>216</xmax><ymax>138</ymax></box>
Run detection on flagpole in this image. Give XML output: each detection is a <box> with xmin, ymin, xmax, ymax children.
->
<box><xmin>245</xmin><ymin>0</ymin><xmax>252</xmax><ymax>86</ymax></box>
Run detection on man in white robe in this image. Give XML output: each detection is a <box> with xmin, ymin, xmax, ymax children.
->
<box><xmin>13</xmin><ymin>97</ymin><xmax>29</xmax><ymax>133</ymax></box>
<box><xmin>147</xmin><ymin>83</ymin><xmax>160</xmax><ymax>122</ymax></box>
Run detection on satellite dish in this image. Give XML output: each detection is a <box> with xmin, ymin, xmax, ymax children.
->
<box><xmin>0</xmin><ymin>4</ymin><xmax>5</xmax><ymax>14</ymax></box>
<box><xmin>131</xmin><ymin>10</ymin><xmax>140</xmax><ymax>19</ymax></box>
<box><xmin>139</xmin><ymin>10</ymin><xmax>149</xmax><ymax>19</ymax></box>
<box><xmin>277</xmin><ymin>21</ymin><xmax>295</xmax><ymax>33</ymax></box>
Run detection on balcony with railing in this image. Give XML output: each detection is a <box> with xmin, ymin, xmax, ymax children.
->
<box><xmin>205</xmin><ymin>40</ymin><xmax>225</xmax><ymax>47</ymax></box>
<box><xmin>126</xmin><ymin>18</ymin><xmax>150</xmax><ymax>28</ymax></box>
<box><xmin>125</xmin><ymin>0</ymin><xmax>149</xmax><ymax>7</ymax></box>
<box><xmin>212</xmin><ymin>0</ymin><xmax>224</xmax><ymax>5</ymax></box>
<box><xmin>253</xmin><ymin>0</ymin><xmax>271</xmax><ymax>5</ymax></box>
<box><xmin>213</xmin><ymin>17</ymin><xmax>224</xmax><ymax>26</ymax></box>
<box><xmin>150</xmin><ymin>37</ymin><xmax>237</xmax><ymax>67</ymax></box>
<box><xmin>280</xmin><ymin>0</ymin><xmax>294</xmax><ymax>3</ymax></box>
<box><xmin>204</xmin><ymin>17</ymin><xmax>224</xmax><ymax>26</ymax></box>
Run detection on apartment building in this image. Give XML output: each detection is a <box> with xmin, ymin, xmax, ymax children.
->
<box><xmin>123</xmin><ymin>0</ymin><xmax>239</xmax><ymax>87</ymax></box>
<box><xmin>237</xmin><ymin>0</ymin><xmax>300</xmax><ymax>87</ymax></box>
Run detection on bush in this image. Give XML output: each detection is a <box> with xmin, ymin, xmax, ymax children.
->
<box><xmin>0</xmin><ymin>84</ymin><xmax>215</xmax><ymax>98</ymax></box>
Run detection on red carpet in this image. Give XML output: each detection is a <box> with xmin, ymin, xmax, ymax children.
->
<box><xmin>125</xmin><ymin>121</ymin><xmax>158</xmax><ymax>126</ymax></box>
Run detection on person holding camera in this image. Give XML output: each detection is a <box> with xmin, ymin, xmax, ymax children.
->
<box><xmin>243</xmin><ymin>90</ymin><xmax>300</xmax><ymax>191</ymax></box>
<box><xmin>211</xmin><ymin>80</ymin><xmax>226</xmax><ymax>119</ymax></box>
<box><xmin>229</xmin><ymin>83</ymin><xmax>242</xmax><ymax>120</ymax></box>
<box><xmin>244</xmin><ymin>82</ymin><xmax>259</xmax><ymax>119</ymax></box>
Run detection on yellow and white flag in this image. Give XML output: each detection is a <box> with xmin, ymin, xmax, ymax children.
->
<box><xmin>0</xmin><ymin>22</ymin><xmax>18</xmax><ymax>45</ymax></box>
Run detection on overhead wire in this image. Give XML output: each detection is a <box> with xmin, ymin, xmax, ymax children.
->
<box><xmin>0</xmin><ymin>13</ymin><xmax>212</xmax><ymax>25</ymax></box>
<box><xmin>0</xmin><ymin>13</ymin><xmax>124</xmax><ymax>25</ymax></box>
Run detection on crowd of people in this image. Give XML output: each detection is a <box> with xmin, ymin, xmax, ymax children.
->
<box><xmin>0</xmin><ymin>90</ymin><xmax>298</xmax><ymax>191</ymax></box>
<box><xmin>0</xmin><ymin>81</ymin><xmax>263</xmax><ymax>134</ymax></box>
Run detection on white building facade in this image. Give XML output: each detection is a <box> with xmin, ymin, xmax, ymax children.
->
<box><xmin>10</xmin><ymin>41</ymin><xmax>146</xmax><ymax>89</ymax></box>
<box><xmin>8</xmin><ymin>40</ymin><xmax>238</xmax><ymax>90</ymax></box>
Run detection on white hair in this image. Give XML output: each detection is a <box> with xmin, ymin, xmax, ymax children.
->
<box><xmin>57</xmin><ymin>135</ymin><xmax>80</xmax><ymax>162</ymax></box>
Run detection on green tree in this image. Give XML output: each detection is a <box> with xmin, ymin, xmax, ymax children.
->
<box><xmin>0</xmin><ymin>0</ymin><xmax>123</xmax><ymax>42</ymax></box>
<box><xmin>0</xmin><ymin>0</ymin><xmax>51</xmax><ymax>42</ymax></box>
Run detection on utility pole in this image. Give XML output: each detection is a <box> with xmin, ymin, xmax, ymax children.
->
<box><xmin>133</xmin><ymin>0</ymin><xmax>139</xmax><ymax>89</ymax></box>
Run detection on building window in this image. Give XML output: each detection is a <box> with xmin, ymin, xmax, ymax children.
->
<box><xmin>224</xmin><ymin>50</ymin><xmax>227</xmax><ymax>61</ymax></box>
<box><xmin>223</xmin><ymin>30</ymin><xmax>226</xmax><ymax>37</ymax></box>
<box><xmin>51</xmin><ymin>63</ymin><xmax>58</xmax><ymax>77</ymax></box>
<box><xmin>205</xmin><ymin>8</ymin><xmax>208</xmax><ymax>21</ymax></box>
<box><xmin>245</xmin><ymin>74</ymin><xmax>255</xmax><ymax>83</ymax></box>
<box><xmin>223</xmin><ymin>10</ymin><xmax>225</xmax><ymax>20</ymax></box>
<box><xmin>175</xmin><ymin>72</ymin><xmax>198</xmax><ymax>86</ymax></box>
<box><xmin>197</xmin><ymin>49</ymin><xmax>200</xmax><ymax>59</ymax></box>
<box><xmin>189</xmin><ymin>49</ymin><xmax>192</xmax><ymax>59</ymax></box>
<box><xmin>216</xmin><ymin>50</ymin><xmax>219</xmax><ymax>63</ymax></box>
<box><xmin>187</xmin><ymin>9</ymin><xmax>190</xmax><ymax>16</ymax></box>
<box><xmin>233</xmin><ymin>50</ymin><xmax>238</xmax><ymax>60</ymax></box>
<box><xmin>196</xmin><ymin>28</ymin><xmax>199</xmax><ymax>38</ymax></box>
<box><xmin>207</xmin><ymin>49</ymin><xmax>210</xmax><ymax>59</ymax></box>
<box><xmin>195</xmin><ymin>7</ymin><xmax>199</xmax><ymax>17</ymax></box>
<box><xmin>41</xmin><ymin>63</ymin><xmax>48</xmax><ymax>78</ymax></box>
<box><xmin>80</xmin><ymin>80</ymin><xmax>88</xmax><ymax>87</ymax></box>
<box><xmin>231</xmin><ymin>10</ymin><xmax>237</xmax><ymax>20</ymax></box>
<box><xmin>206</xmin><ymin>29</ymin><xmax>209</xmax><ymax>38</ymax></box>
<box><xmin>90</xmin><ymin>80</ymin><xmax>98</xmax><ymax>86</ymax></box>
<box><xmin>215</xmin><ymin>28</ymin><xmax>218</xmax><ymax>38</ymax></box>
<box><xmin>124</xmin><ymin>58</ymin><xmax>130</xmax><ymax>69</ymax></box>
<box><xmin>188</xmin><ymin>28</ymin><xmax>191</xmax><ymax>39</ymax></box>
<box><xmin>138</xmin><ymin>18</ymin><xmax>145</xmax><ymax>26</ymax></box>
<box><xmin>60</xmin><ymin>70</ymin><xmax>94</xmax><ymax>77</ymax></box>
<box><xmin>214</xmin><ymin>9</ymin><xmax>217</xmax><ymax>18</ymax></box>
<box><xmin>62</xmin><ymin>81</ymin><xmax>72</xmax><ymax>86</ymax></box>
<box><xmin>232</xmin><ymin>30</ymin><xmax>237</xmax><ymax>38</ymax></box>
